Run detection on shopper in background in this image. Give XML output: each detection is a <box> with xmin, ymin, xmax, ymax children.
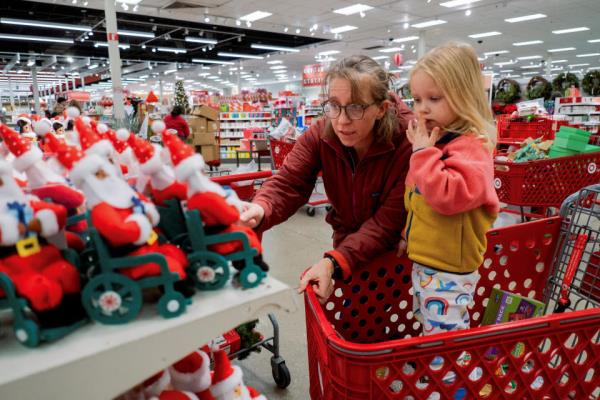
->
<box><xmin>399</xmin><ymin>42</ymin><xmax>499</xmax><ymax>335</ymax></box>
<box><xmin>164</xmin><ymin>105</ymin><xmax>190</xmax><ymax>141</ymax></box>
<box><xmin>240</xmin><ymin>55</ymin><xmax>414</xmax><ymax>303</ymax></box>
<box><xmin>52</xmin><ymin>97</ymin><xmax>67</xmax><ymax>117</ymax></box>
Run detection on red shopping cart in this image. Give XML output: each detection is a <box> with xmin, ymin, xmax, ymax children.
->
<box><xmin>496</xmin><ymin>115</ymin><xmax>570</xmax><ymax>146</ymax></box>
<box><xmin>305</xmin><ymin>186</ymin><xmax>600</xmax><ymax>399</ymax></box>
<box><xmin>269</xmin><ymin>138</ymin><xmax>330</xmax><ymax>216</ymax></box>
<box><xmin>211</xmin><ymin>170</ymin><xmax>273</xmax><ymax>201</ymax></box>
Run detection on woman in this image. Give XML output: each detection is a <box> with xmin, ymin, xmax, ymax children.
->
<box><xmin>240</xmin><ymin>55</ymin><xmax>414</xmax><ymax>303</ymax></box>
<box><xmin>164</xmin><ymin>105</ymin><xmax>190</xmax><ymax>141</ymax></box>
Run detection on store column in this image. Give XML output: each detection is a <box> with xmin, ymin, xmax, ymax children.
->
<box><xmin>237</xmin><ymin>60</ymin><xmax>241</xmax><ymax>95</ymax></box>
<box><xmin>418</xmin><ymin>31</ymin><xmax>426</xmax><ymax>59</ymax></box>
<box><xmin>32</xmin><ymin>64</ymin><xmax>41</xmax><ymax>115</ymax></box>
<box><xmin>7</xmin><ymin>75</ymin><xmax>15</xmax><ymax>109</ymax></box>
<box><xmin>104</xmin><ymin>0</ymin><xmax>125</xmax><ymax>123</ymax></box>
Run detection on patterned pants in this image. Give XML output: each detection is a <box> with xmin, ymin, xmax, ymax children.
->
<box><xmin>412</xmin><ymin>262</ymin><xmax>480</xmax><ymax>335</ymax></box>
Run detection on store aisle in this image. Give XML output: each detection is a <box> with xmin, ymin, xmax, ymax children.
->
<box><xmin>238</xmin><ymin>207</ymin><xmax>333</xmax><ymax>399</ymax></box>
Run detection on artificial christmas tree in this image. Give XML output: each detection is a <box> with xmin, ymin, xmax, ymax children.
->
<box><xmin>174</xmin><ymin>80</ymin><xmax>190</xmax><ymax>115</ymax></box>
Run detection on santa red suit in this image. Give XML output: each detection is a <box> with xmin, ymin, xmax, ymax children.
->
<box><xmin>210</xmin><ymin>350</ymin><xmax>267</xmax><ymax>400</ymax></box>
<box><xmin>0</xmin><ymin>159</ymin><xmax>84</xmax><ymax>326</ymax></box>
<box><xmin>50</xmin><ymin>133</ymin><xmax>189</xmax><ymax>283</ymax></box>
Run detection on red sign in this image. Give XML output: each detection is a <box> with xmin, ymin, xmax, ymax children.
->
<box><xmin>107</xmin><ymin>32</ymin><xmax>119</xmax><ymax>41</ymax></box>
<box><xmin>66</xmin><ymin>91</ymin><xmax>91</xmax><ymax>101</ymax></box>
<box><xmin>302</xmin><ymin>63</ymin><xmax>327</xmax><ymax>87</ymax></box>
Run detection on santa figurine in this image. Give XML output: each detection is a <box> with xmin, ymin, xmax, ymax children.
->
<box><xmin>0</xmin><ymin>158</ymin><xmax>85</xmax><ymax>328</ymax></box>
<box><xmin>158</xmin><ymin>125</ymin><xmax>268</xmax><ymax>272</ymax></box>
<box><xmin>169</xmin><ymin>350</ymin><xmax>215</xmax><ymax>400</ymax></box>
<box><xmin>47</xmin><ymin>132</ymin><xmax>193</xmax><ymax>296</ymax></box>
<box><xmin>210</xmin><ymin>349</ymin><xmax>267</xmax><ymax>400</ymax></box>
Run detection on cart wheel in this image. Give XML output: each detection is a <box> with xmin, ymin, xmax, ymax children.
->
<box><xmin>271</xmin><ymin>358</ymin><xmax>291</xmax><ymax>389</ymax></box>
<box><xmin>189</xmin><ymin>254</ymin><xmax>230</xmax><ymax>291</ymax></box>
<box><xmin>13</xmin><ymin>319</ymin><xmax>40</xmax><ymax>348</ymax></box>
<box><xmin>325</xmin><ymin>205</ymin><xmax>332</xmax><ymax>212</ymax></box>
<box><xmin>306</xmin><ymin>207</ymin><xmax>316</xmax><ymax>217</ymax></box>
<box><xmin>239</xmin><ymin>264</ymin><xmax>265</xmax><ymax>289</ymax></box>
<box><xmin>157</xmin><ymin>291</ymin><xmax>187</xmax><ymax>319</ymax></box>
<box><xmin>82</xmin><ymin>273</ymin><xmax>143</xmax><ymax>325</ymax></box>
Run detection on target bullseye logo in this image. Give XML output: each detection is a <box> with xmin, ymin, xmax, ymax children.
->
<box><xmin>587</xmin><ymin>162</ymin><xmax>597</xmax><ymax>174</ymax></box>
<box><xmin>494</xmin><ymin>178</ymin><xmax>502</xmax><ymax>189</ymax></box>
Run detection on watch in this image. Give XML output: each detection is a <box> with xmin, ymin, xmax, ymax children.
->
<box><xmin>324</xmin><ymin>254</ymin><xmax>343</xmax><ymax>280</ymax></box>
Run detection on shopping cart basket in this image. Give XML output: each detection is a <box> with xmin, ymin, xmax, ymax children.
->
<box><xmin>305</xmin><ymin>205</ymin><xmax>600</xmax><ymax>399</ymax></box>
<box><xmin>211</xmin><ymin>170</ymin><xmax>272</xmax><ymax>201</ymax></box>
<box><xmin>269</xmin><ymin>138</ymin><xmax>330</xmax><ymax>216</ymax></box>
<box><xmin>496</xmin><ymin>115</ymin><xmax>570</xmax><ymax>146</ymax></box>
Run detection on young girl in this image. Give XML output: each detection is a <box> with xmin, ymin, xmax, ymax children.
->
<box><xmin>401</xmin><ymin>42</ymin><xmax>500</xmax><ymax>335</ymax></box>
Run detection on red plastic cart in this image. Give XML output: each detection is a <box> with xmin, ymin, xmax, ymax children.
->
<box><xmin>496</xmin><ymin>115</ymin><xmax>570</xmax><ymax>146</ymax></box>
<box><xmin>211</xmin><ymin>170</ymin><xmax>273</xmax><ymax>201</ymax></box>
<box><xmin>269</xmin><ymin>138</ymin><xmax>330</xmax><ymax>216</ymax></box>
<box><xmin>305</xmin><ymin>187</ymin><xmax>600</xmax><ymax>399</ymax></box>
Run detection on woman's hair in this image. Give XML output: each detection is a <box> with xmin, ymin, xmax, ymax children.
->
<box><xmin>171</xmin><ymin>105</ymin><xmax>184</xmax><ymax>117</ymax></box>
<box><xmin>323</xmin><ymin>55</ymin><xmax>397</xmax><ymax>144</ymax></box>
<box><xmin>410</xmin><ymin>42</ymin><xmax>496</xmax><ymax>149</ymax></box>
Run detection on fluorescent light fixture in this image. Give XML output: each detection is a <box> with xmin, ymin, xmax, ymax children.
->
<box><xmin>164</xmin><ymin>69</ymin><xmax>178</xmax><ymax>75</ymax></box>
<box><xmin>469</xmin><ymin>31</ymin><xmax>502</xmax><ymax>38</ymax></box>
<box><xmin>411</xmin><ymin>20</ymin><xmax>446</xmax><ymax>28</ymax></box>
<box><xmin>0</xmin><ymin>33</ymin><xmax>73</xmax><ymax>44</ymax></box>
<box><xmin>551</xmin><ymin>60</ymin><xmax>568</xmax><ymax>63</ymax></box>
<box><xmin>87</xmin><ymin>64</ymin><xmax>99</xmax><ymax>69</ymax></box>
<box><xmin>318</xmin><ymin>50</ymin><xmax>341</xmax><ymax>56</ymax></box>
<box><xmin>156</xmin><ymin>47</ymin><xmax>187</xmax><ymax>54</ymax></box>
<box><xmin>0</xmin><ymin>18</ymin><xmax>91</xmax><ymax>32</ymax></box>
<box><xmin>270</xmin><ymin>66</ymin><xmax>287</xmax><ymax>70</ymax></box>
<box><xmin>393</xmin><ymin>36</ymin><xmax>419</xmax><ymax>43</ymax></box>
<box><xmin>115</xmin><ymin>0</ymin><xmax>142</xmax><ymax>4</ymax></box>
<box><xmin>330</xmin><ymin>25</ymin><xmax>358</xmax><ymax>34</ymax></box>
<box><xmin>185</xmin><ymin>37</ymin><xmax>218</xmax><ymax>45</ymax></box>
<box><xmin>517</xmin><ymin>55</ymin><xmax>542</xmax><ymax>60</ymax></box>
<box><xmin>513</xmin><ymin>40</ymin><xmax>543</xmax><ymax>46</ymax></box>
<box><xmin>217</xmin><ymin>52</ymin><xmax>264</xmax><ymax>59</ymax></box>
<box><xmin>95</xmin><ymin>42</ymin><xmax>130</xmax><ymax>49</ymax></box>
<box><xmin>552</xmin><ymin>27</ymin><xmax>589</xmax><ymax>34</ymax></box>
<box><xmin>576</xmin><ymin>53</ymin><xmax>600</xmax><ymax>58</ymax></box>
<box><xmin>504</xmin><ymin>14</ymin><xmax>546</xmax><ymax>23</ymax></box>
<box><xmin>484</xmin><ymin>50</ymin><xmax>510</xmax><ymax>56</ymax></box>
<box><xmin>267</xmin><ymin>60</ymin><xmax>282</xmax><ymax>64</ymax></box>
<box><xmin>570</xmin><ymin>63</ymin><xmax>590</xmax><ymax>67</ymax></box>
<box><xmin>379</xmin><ymin>47</ymin><xmax>403</xmax><ymax>53</ymax></box>
<box><xmin>548</xmin><ymin>47</ymin><xmax>576</xmax><ymax>53</ymax></box>
<box><xmin>523</xmin><ymin>71</ymin><xmax>540</xmax><ymax>75</ymax></box>
<box><xmin>551</xmin><ymin>67</ymin><xmax>563</xmax><ymax>71</ymax></box>
<box><xmin>251</xmin><ymin>44</ymin><xmax>300</xmax><ymax>52</ymax></box>
<box><xmin>494</xmin><ymin>61</ymin><xmax>516</xmax><ymax>66</ymax></box>
<box><xmin>240</xmin><ymin>11</ymin><xmax>272</xmax><ymax>22</ymax></box>
<box><xmin>118</xmin><ymin>29</ymin><xmax>154</xmax><ymax>38</ymax></box>
<box><xmin>191</xmin><ymin>58</ymin><xmax>235</xmax><ymax>65</ymax></box>
<box><xmin>333</xmin><ymin>4</ymin><xmax>374</xmax><ymax>15</ymax></box>
<box><xmin>521</xmin><ymin>64</ymin><xmax>542</xmax><ymax>69</ymax></box>
<box><xmin>198</xmin><ymin>73</ymin><xmax>210</xmax><ymax>77</ymax></box>
<box><xmin>500</xmin><ymin>69</ymin><xmax>514</xmax><ymax>73</ymax></box>
<box><xmin>372</xmin><ymin>56</ymin><xmax>389</xmax><ymax>60</ymax></box>
<box><xmin>440</xmin><ymin>0</ymin><xmax>482</xmax><ymax>7</ymax></box>
<box><xmin>588</xmin><ymin>39</ymin><xmax>600</xmax><ymax>43</ymax></box>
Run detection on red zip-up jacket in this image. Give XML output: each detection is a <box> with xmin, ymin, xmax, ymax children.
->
<box><xmin>253</xmin><ymin>94</ymin><xmax>414</xmax><ymax>277</ymax></box>
<box><xmin>164</xmin><ymin>114</ymin><xmax>190</xmax><ymax>140</ymax></box>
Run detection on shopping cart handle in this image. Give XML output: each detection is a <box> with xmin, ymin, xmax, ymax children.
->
<box><xmin>211</xmin><ymin>170</ymin><xmax>273</xmax><ymax>185</ymax></box>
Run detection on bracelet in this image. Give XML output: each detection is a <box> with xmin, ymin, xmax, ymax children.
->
<box><xmin>324</xmin><ymin>254</ymin><xmax>343</xmax><ymax>280</ymax></box>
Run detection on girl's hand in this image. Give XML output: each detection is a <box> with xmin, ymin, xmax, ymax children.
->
<box><xmin>239</xmin><ymin>202</ymin><xmax>265</xmax><ymax>228</ymax></box>
<box><xmin>406</xmin><ymin>116</ymin><xmax>443</xmax><ymax>152</ymax></box>
<box><xmin>397</xmin><ymin>239</ymin><xmax>407</xmax><ymax>257</ymax></box>
<box><xmin>297</xmin><ymin>258</ymin><xmax>335</xmax><ymax>304</ymax></box>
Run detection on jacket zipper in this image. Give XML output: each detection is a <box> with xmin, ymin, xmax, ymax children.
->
<box><xmin>405</xmin><ymin>188</ymin><xmax>415</xmax><ymax>242</ymax></box>
<box><xmin>348</xmin><ymin>150</ymin><xmax>357</xmax><ymax>224</ymax></box>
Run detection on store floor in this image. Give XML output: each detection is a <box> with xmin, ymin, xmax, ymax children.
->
<box><xmin>237</xmin><ymin>206</ymin><xmax>333</xmax><ymax>399</ymax></box>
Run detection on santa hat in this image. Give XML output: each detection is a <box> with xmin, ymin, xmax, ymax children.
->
<box><xmin>143</xmin><ymin>370</ymin><xmax>172</xmax><ymax>398</ymax></box>
<box><xmin>247</xmin><ymin>387</ymin><xmax>267</xmax><ymax>400</ymax></box>
<box><xmin>16</xmin><ymin>114</ymin><xmax>32</xmax><ymax>125</ymax></box>
<box><xmin>210</xmin><ymin>350</ymin><xmax>244</xmax><ymax>398</ymax></box>
<box><xmin>51</xmin><ymin>137</ymin><xmax>105</xmax><ymax>187</ymax></box>
<box><xmin>169</xmin><ymin>351</ymin><xmax>212</xmax><ymax>394</ymax></box>
<box><xmin>32</xmin><ymin>119</ymin><xmax>53</xmax><ymax>138</ymax></box>
<box><xmin>164</xmin><ymin>133</ymin><xmax>205</xmax><ymax>182</ymax></box>
<box><xmin>128</xmin><ymin>133</ymin><xmax>163</xmax><ymax>175</ymax></box>
<box><xmin>105</xmin><ymin>128</ymin><xmax>130</xmax><ymax>154</ymax></box>
<box><xmin>75</xmin><ymin>117</ymin><xmax>113</xmax><ymax>158</ymax></box>
<box><xmin>0</xmin><ymin>124</ymin><xmax>42</xmax><ymax>172</ymax></box>
<box><xmin>150</xmin><ymin>390</ymin><xmax>199</xmax><ymax>400</ymax></box>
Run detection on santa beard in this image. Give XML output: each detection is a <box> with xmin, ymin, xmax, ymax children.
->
<box><xmin>187</xmin><ymin>172</ymin><xmax>244</xmax><ymax>212</ymax></box>
<box><xmin>25</xmin><ymin>160</ymin><xmax>69</xmax><ymax>189</ymax></box>
<box><xmin>0</xmin><ymin>173</ymin><xmax>29</xmax><ymax>209</ymax></box>
<box><xmin>79</xmin><ymin>167</ymin><xmax>139</xmax><ymax>209</ymax></box>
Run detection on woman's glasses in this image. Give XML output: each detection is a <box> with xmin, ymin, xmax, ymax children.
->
<box><xmin>322</xmin><ymin>101</ymin><xmax>375</xmax><ymax>120</ymax></box>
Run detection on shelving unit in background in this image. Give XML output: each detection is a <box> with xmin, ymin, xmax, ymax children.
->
<box><xmin>554</xmin><ymin>97</ymin><xmax>600</xmax><ymax>134</ymax></box>
<box><xmin>219</xmin><ymin>111</ymin><xmax>272</xmax><ymax>160</ymax></box>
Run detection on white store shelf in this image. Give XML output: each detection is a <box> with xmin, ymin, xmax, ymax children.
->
<box><xmin>0</xmin><ymin>277</ymin><xmax>296</xmax><ymax>400</ymax></box>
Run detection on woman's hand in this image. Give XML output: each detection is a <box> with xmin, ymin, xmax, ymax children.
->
<box><xmin>239</xmin><ymin>202</ymin><xmax>265</xmax><ymax>228</ymax></box>
<box><xmin>406</xmin><ymin>115</ymin><xmax>442</xmax><ymax>152</ymax></box>
<box><xmin>298</xmin><ymin>258</ymin><xmax>335</xmax><ymax>304</ymax></box>
<box><xmin>397</xmin><ymin>239</ymin><xmax>407</xmax><ymax>257</ymax></box>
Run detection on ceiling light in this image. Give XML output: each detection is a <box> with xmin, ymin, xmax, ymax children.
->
<box><xmin>198</xmin><ymin>73</ymin><xmax>210</xmax><ymax>77</ymax></box>
<box><xmin>551</xmin><ymin>60</ymin><xmax>568</xmax><ymax>63</ymax></box>
<box><xmin>333</xmin><ymin>4</ymin><xmax>374</xmax><ymax>15</ymax></box>
<box><xmin>0</xmin><ymin>18</ymin><xmax>91</xmax><ymax>32</ymax></box>
<box><xmin>240</xmin><ymin>11</ymin><xmax>272</xmax><ymax>22</ymax></box>
<box><xmin>94</xmin><ymin>42</ymin><xmax>130</xmax><ymax>49</ymax></box>
<box><xmin>118</xmin><ymin>29</ymin><xmax>154</xmax><ymax>38</ymax></box>
<box><xmin>411</xmin><ymin>20</ymin><xmax>446</xmax><ymax>28</ymax></box>
<box><xmin>296</xmin><ymin>28</ymin><xmax>301</xmax><ymax>34</ymax></box>
<box><xmin>504</xmin><ymin>14</ymin><xmax>546</xmax><ymax>23</ymax></box>
<box><xmin>87</xmin><ymin>64</ymin><xmax>99</xmax><ymax>69</ymax></box>
<box><xmin>235</xmin><ymin>20</ymin><xmax>241</xmax><ymax>26</ymax></box>
<box><xmin>469</xmin><ymin>31</ymin><xmax>502</xmax><ymax>39</ymax></box>
<box><xmin>552</xmin><ymin>27</ymin><xmax>589</xmax><ymax>34</ymax></box>
<box><xmin>185</xmin><ymin>37</ymin><xmax>218</xmax><ymax>44</ymax></box>
<box><xmin>251</xmin><ymin>44</ymin><xmax>300</xmax><ymax>52</ymax></box>
<box><xmin>587</xmin><ymin>38</ymin><xmax>600</xmax><ymax>43</ymax></box>
<box><xmin>403</xmin><ymin>22</ymin><xmax>409</xmax><ymax>29</ymax></box>
<box><xmin>284</xmin><ymin>27</ymin><xmax>289</xmax><ymax>33</ymax></box>
<box><xmin>551</xmin><ymin>67</ymin><xmax>563</xmax><ymax>71</ymax></box>
<box><xmin>465</xmin><ymin>10</ymin><xmax>472</xmax><ymax>16</ymax></box>
<box><xmin>393</xmin><ymin>36</ymin><xmax>419</xmax><ymax>43</ymax></box>
<box><xmin>484</xmin><ymin>50</ymin><xmax>509</xmax><ymax>56</ymax></box>
<box><xmin>576</xmin><ymin>53</ymin><xmax>600</xmax><ymax>58</ymax></box>
<box><xmin>548</xmin><ymin>47</ymin><xmax>576</xmax><ymax>53</ymax></box>
<box><xmin>115</xmin><ymin>0</ymin><xmax>142</xmax><ymax>4</ymax></box>
<box><xmin>0</xmin><ymin>33</ymin><xmax>74</xmax><ymax>44</ymax></box>
<box><xmin>330</xmin><ymin>25</ymin><xmax>358</xmax><ymax>34</ymax></box>
<box><xmin>520</xmin><ymin>64</ymin><xmax>541</xmax><ymax>69</ymax></box>
<box><xmin>204</xmin><ymin>16</ymin><xmax>210</xmax><ymax>23</ymax></box>
<box><xmin>569</xmin><ymin>63</ymin><xmax>590</xmax><ymax>67</ymax></box>
<box><xmin>318</xmin><ymin>50</ymin><xmax>341</xmax><ymax>56</ymax></box>
<box><xmin>500</xmin><ymin>69</ymin><xmax>514</xmax><ymax>73</ymax></box>
<box><xmin>267</xmin><ymin>60</ymin><xmax>283</xmax><ymax>64</ymax></box>
<box><xmin>494</xmin><ymin>61</ymin><xmax>516</xmax><ymax>66</ymax></box>
<box><xmin>513</xmin><ymin>40</ymin><xmax>543</xmax><ymax>46</ymax></box>
<box><xmin>164</xmin><ymin>69</ymin><xmax>178</xmax><ymax>75</ymax></box>
<box><xmin>191</xmin><ymin>58</ymin><xmax>235</xmax><ymax>65</ymax></box>
<box><xmin>523</xmin><ymin>71</ymin><xmax>540</xmax><ymax>75</ymax></box>
<box><xmin>270</xmin><ymin>66</ymin><xmax>287</xmax><ymax>70</ymax></box>
<box><xmin>218</xmin><ymin>52</ymin><xmax>263</xmax><ymax>59</ymax></box>
<box><xmin>246</xmin><ymin>21</ymin><xmax>252</xmax><ymax>28</ymax></box>
<box><xmin>379</xmin><ymin>47</ymin><xmax>403</xmax><ymax>53</ymax></box>
<box><xmin>439</xmin><ymin>0</ymin><xmax>481</xmax><ymax>7</ymax></box>
<box><xmin>372</xmin><ymin>56</ymin><xmax>388</xmax><ymax>60</ymax></box>
<box><xmin>517</xmin><ymin>55</ymin><xmax>542</xmax><ymax>60</ymax></box>
<box><xmin>156</xmin><ymin>47</ymin><xmax>187</xmax><ymax>54</ymax></box>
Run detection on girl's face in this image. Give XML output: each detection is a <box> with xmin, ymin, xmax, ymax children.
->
<box><xmin>327</xmin><ymin>77</ymin><xmax>387</xmax><ymax>155</ymax></box>
<box><xmin>410</xmin><ymin>70</ymin><xmax>458</xmax><ymax>133</ymax></box>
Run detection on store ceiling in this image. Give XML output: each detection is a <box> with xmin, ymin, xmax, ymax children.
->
<box><xmin>0</xmin><ymin>0</ymin><xmax>599</xmax><ymax>94</ymax></box>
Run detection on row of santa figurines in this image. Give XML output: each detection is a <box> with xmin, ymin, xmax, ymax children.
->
<box><xmin>118</xmin><ymin>348</ymin><xmax>268</xmax><ymax>400</ymax></box>
<box><xmin>0</xmin><ymin>107</ymin><xmax>269</xmax><ymax>346</ymax></box>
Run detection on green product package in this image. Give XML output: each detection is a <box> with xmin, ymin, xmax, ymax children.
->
<box><xmin>481</xmin><ymin>287</ymin><xmax>545</xmax><ymax>326</ymax></box>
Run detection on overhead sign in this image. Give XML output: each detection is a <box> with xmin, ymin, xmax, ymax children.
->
<box><xmin>66</xmin><ymin>91</ymin><xmax>91</xmax><ymax>102</ymax></box>
<box><xmin>302</xmin><ymin>64</ymin><xmax>327</xmax><ymax>87</ymax></box>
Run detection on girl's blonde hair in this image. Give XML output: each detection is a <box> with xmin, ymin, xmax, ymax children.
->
<box><xmin>323</xmin><ymin>55</ymin><xmax>397</xmax><ymax>144</ymax></box>
<box><xmin>410</xmin><ymin>42</ymin><xmax>496</xmax><ymax>149</ymax></box>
